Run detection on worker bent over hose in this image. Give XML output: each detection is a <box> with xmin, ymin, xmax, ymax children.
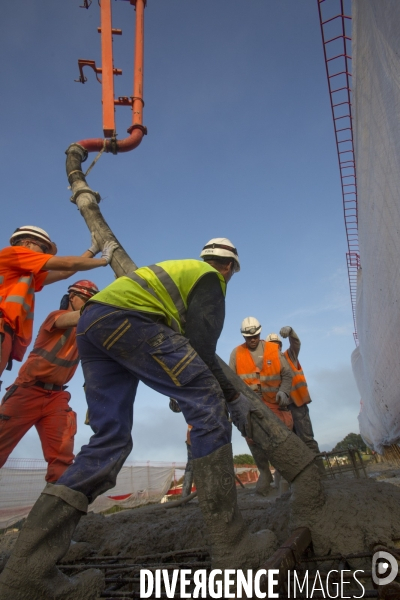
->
<box><xmin>0</xmin><ymin>238</ymin><xmax>277</xmax><ymax>600</ymax></box>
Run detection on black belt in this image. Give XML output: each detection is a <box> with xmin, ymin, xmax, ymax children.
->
<box><xmin>3</xmin><ymin>323</ymin><xmax>14</xmax><ymax>337</ymax></box>
<box><xmin>0</xmin><ymin>311</ymin><xmax>15</xmax><ymax>338</ymax></box>
<box><xmin>34</xmin><ymin>381</ymin><xmax>67</xmax><ymax>392</ymax></box>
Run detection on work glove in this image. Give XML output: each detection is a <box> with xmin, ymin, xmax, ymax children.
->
<box><xmin>101</xmin><ymin>240</ymin><xmax>119</xmax><ymax>265</ymax></box>
<box><xmin>276</xmin><ymin>391</ymin><xmax>290</xmax><ymax>407</ymax></box>
<box><xmin>88</xmin><ymin>233</ymin><xmax>100</xmax><ymax>256</ymax></box>
<box><xmin>279</xmin><ymin>326</ymin><xmax>292</xmax><ymax>338</ymax></box>
<box><xmin>169</xmin><ymin>398</ymin><xmax>182</xmax><ymax>413</ymax></box>
<box><xmin>227</xmin><ymin>392</ymin><xmax>264</xmax><ymax>438</ymax></box>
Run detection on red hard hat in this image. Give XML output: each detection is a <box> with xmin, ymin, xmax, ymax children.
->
<box><xmin>68</xmin><ymin>280</ymin><xmax>99</xmax><ymax>299</ymax></box>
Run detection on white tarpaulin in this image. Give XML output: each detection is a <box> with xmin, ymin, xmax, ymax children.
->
<box><xmin>0</xmin><ymin>459</ymin><xmax>185</xmax><ymax>529</ymax></box>
<box><xmin>352</xmin><ymin>0</ymin><xmax>400</xmax><ymax>452</ymax></box>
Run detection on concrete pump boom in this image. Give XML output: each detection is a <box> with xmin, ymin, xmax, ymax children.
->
<box><xmin>75</xmin><ymin>0</ymin><xmax>147</xmax><ymax>154</ymax></box>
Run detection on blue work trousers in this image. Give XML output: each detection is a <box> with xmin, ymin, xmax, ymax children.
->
<box><xmin>57</xmin><ymin>304</ymin><xmax>231</xmax><ymax>502</ymax></box>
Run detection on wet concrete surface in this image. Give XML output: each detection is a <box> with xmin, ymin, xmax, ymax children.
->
<box><xmin>1</xmin><ymin>466</ymin><xmax>400</xmax><ymax>597</ymax></box>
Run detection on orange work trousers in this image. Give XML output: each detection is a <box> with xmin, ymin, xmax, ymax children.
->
<box><xmin>263</xmin><ymin>400</ymin><xmax>294</xmax><ymax>431</ymax></box>
<box><xmin>0</xmin><ymin>385</ymin><xmax>77</xmax><ymax>482</ymax></box>
<box><xmin>0</xmin><ymin>332</ymin><xmax>13</xmax><ymax>379</ymax></box>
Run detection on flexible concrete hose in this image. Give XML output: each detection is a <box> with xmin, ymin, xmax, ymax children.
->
<box><xmin>66</xmin><ymin>144</ymin><xmax>137</xmax><ymax>277</ymax></box>
<box><xmin>65</xmin><ymin>145</ymin><xmax>325</xmax><ymax>514</ymax></box>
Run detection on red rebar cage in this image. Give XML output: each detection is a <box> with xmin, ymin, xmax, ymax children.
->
<box><xmin>317</xmin><ymin>0</ymin><xmax>359</xmax><ymax>345</ymax></box>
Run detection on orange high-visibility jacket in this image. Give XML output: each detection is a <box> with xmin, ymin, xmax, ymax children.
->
<box><xmin>236</xmin><ymin>342</ymin><xmax>282</xmax><ymax>404</ymax></box>
<box><xmin>283</xmin><ymin>350</ymin><xmax>311</xmax><ymax>407</ymax></box>
<box><xmin>0</xmin><ymin>247</ymin><xmax>52</xmax><ymax>360</ymax></box>
<box><xmin>15</xmin><ymin>310</ymin><xmax>80</xmax><ymax>387</ymax></box>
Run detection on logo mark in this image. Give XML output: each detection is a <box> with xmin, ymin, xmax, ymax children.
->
<box><xmin>372</xmin><ymin>550</ymin><xmax>398</xmax><ymax>586</ymax></box>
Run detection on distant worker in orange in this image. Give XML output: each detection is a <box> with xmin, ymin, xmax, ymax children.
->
<box><xmin>279</xmin><ymin>326</ymin><xmax>322</xmax><ymax>466</ymax></box>
<box><xmin>229</xmin><ymin>318</ymin><xmax>293</xmax><ymax>495</ymax></box>
<box><xmin>0</xmin><ymin>225</ymin><xmax>117</xmax><ymax>383</ymax></box>
<box><xmin>0</xmin><ymin>280</ymin><xmax>99</xmax><ymax>483</ymax></box>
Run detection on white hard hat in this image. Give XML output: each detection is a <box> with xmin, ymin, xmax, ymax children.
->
<box><xmin>10</xmin><ymin>226</ymin><xmax>57</xmax><ymax>255</ymax></box>
<box><xmin>200</xmin><ymin>238</ymin><xmax>240</xmax><ymax>272</ymax></box>
<box><xmin>241</xmin><ymin>316</ymin><xmax>262</xmax><ymax>337</ymax></box>
<box><xmin>266</xmin><ymin>332</ymin><xmax>282</xmax><ymax>344</ymax></box>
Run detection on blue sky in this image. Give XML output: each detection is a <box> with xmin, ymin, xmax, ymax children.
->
<box><xmin>1</xmin><ymin>0</ymin><xmax>360</xmax><ymax>464</ymax></box>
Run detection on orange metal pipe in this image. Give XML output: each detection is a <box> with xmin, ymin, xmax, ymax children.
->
<box><xmin>77</xmin><ymin>128</ymin><xmax>144</xmax><ymax>153</ymax></box>
<box><xmin>100</xmin><ymin>0</ymin><xmax>116</xmax><ymax>137</ymax></box>
<box><xmin>78</xmin><ymin>0</ymin><xmax>146</xmax><ymax>154</ymax></box>
<box><xmin>132</xmin><ymin>0</ymin><xmax>144</xmax><ymax>127</ymax></box>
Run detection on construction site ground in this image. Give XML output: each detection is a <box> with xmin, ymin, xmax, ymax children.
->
<box><xmin>1</xmin><ymin>460</ymin><xmax>400</xmax><ymax>571</ymax></box>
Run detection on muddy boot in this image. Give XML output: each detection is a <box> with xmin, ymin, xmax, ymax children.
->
<box><xmin>192</xmin><ymin>443</ymin><xmax>277</xmax><ymax>570</ymax></box>
<box><xmin>0</xmin><ymin>484</ymin><xmax>104</xmax><ymax>600</ymax></box>
<box><xmin>248</xmin><ymin>442</ymin><xmax>273</xmax><ymax>496</ymax></box>
<box><xmin>315</xmin><ymin>455</ymin><xmax>326</xmax><ymax>477</ymax></box>
<box><xmin>181</xmin><ymin>468</ymin><xmax>194</xmax><ymax>498</ymax></box>
<box><xmin>256</xmin><ymin>468</ymin><xmax>274</xmax><ymax>495</ymax></box>
<box><xmin>279</xmin><ymin>478</ymin><xmax>290</xmax><ymax>494</ymax></box>
<box><xmin>182</xmin><ymin>443</ymin><xmax>194</xmax><ymax>498</ymax></box>
<box><xmin>272</xmin><ymin>470</ymin><xmax>290</xmax><ymax>496</ymax></box>
<box><xmin>272</xmin><ymin>469</ymin><xmax>281</xmax><ymax>489</ymax></box>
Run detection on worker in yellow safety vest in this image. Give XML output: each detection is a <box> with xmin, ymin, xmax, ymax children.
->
<box><xmin>229</xmin><ymin>317</ymin><xmax>293</xmax><ymax>496</ymax></box>
<box><xmin>0</xmin><ymin>238</ymin><xmax>274</xmax><ymax>600</ymax></box>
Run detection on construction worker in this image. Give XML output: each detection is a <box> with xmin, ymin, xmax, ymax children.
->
<box><xmin>279</xmin><ymin>326</ymin><xmax>322</xmax><ymax>460</ymax></box>
<box><xmin>229</xmin><ymin>318</ymin><xmax>293</xmax><ymax>496</ymax></box>
<box><xmin>0</xmin><ymin>238</ymin><xmax>274</xmax><ymax>600</ymax></box>
<box><xmin>0</xmin><ymin>280</ymin><xmax>99</xmax><ymax>483</ymax></box>
<box><xmin>0</xmin><ymin>225</ymin><xmax>117</xmax><ymax>381</ymax></box>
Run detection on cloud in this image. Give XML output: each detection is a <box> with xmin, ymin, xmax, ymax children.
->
<box><xmin>326</xmin><ymin>325</ymin><xmax>354</xmax><ymax>336</ymax></box>
<box><xmin>286</xmin><ymin>302</ymin><xmax>348</xmax><ymax>319</ymax></box>
<box><xmin>285</xmin><ymin>267</ymin><xmax>351</xmax><ymax>320</ymax></box>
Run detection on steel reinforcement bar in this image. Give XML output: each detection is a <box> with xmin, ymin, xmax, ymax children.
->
<box><xmin>317</xmin><ymin>0</ymin><xmax>360</xmax><ymax>345</ymax></box>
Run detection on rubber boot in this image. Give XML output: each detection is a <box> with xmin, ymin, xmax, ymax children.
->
<box><xmin>272</xmin><ymin>469</ymin><xmax>280</xmax><ymax>489</ymax></box>
<box><xmin>0</xmin><ymin>484</ymin><xmax>104</xmax><ymax>600</ymax></box>
<box><xmin>279</xmin><ymin>479</ymin><xmax>290</xmax><ymax>494</ymax></box>
<box><xmin>248</xmin><ymin>442</ymin><xmax>273</xmax><ymax>496</ymax></box>
<box><xmin>315</xmin><ymin>455</ymin><xmax>326</xmax><ymax>477</ymax></box>
<box><xmin>192</xmin><ymin>443</ymin><xmax>277</xmax><ymax>570</ymax></box>
<box><xmin>182</xmin><ymin>442</ymin><xmax>194</xmax><ymax>498</ymax></box>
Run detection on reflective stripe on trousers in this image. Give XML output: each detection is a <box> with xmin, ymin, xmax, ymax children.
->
<box><xmin>56</xmin><ymin>304</ymin><xmax>231</xmax><ymax>503</ymax></box>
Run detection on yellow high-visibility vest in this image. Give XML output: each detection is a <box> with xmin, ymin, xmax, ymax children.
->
<box><xmin>91</xmin><ymin>259</ymin><xmax>226</xmax><ymax>334</ymax></box>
